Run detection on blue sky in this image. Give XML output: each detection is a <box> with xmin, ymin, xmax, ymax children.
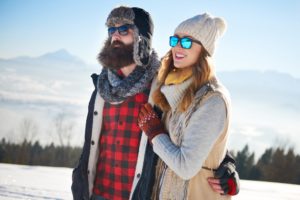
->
<box><xmin>1</xmin><ymin>0</ymin><xmax>300</xmax><ymax>77</ymax></box>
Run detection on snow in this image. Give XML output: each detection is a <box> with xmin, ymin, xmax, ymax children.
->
<box><xmin>235</xmin><ymin>180</ymin><xmax>300</xmax><ymax>200</ymax></box>
<box><xmin>0</xmin><ymin>163</ymin><xmax>299</xmax><ymax>200</ymax></box>
<box><xmin>0</xmin><ymin>163</ymin><xmax>72</xmax><ymax>199</ymax></box>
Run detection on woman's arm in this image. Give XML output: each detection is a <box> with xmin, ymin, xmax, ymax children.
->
<box><xmin>152</xmin><ymin>94</ymin><xmax>227</xmax><ymax>180</ymax></box>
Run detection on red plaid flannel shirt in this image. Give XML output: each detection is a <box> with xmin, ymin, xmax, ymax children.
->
<box><xmin>93</xmin><ymin>86</ymin><xmax>150</xmax><ymax>200</ymax></box>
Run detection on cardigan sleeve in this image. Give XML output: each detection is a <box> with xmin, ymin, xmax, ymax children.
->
<box><xmin>152</xmin><ymin>94</ymin><xmax>227</xmax><ymax>180</ymax></box>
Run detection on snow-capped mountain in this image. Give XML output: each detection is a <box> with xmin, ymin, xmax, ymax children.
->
<box><xmin>0</xmin><ymin>50</ymin><xmax>299</xmax><ymax>156</ymax></box>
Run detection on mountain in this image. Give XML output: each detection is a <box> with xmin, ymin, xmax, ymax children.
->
<box><xmin>0</xmin><ymin>50</ymin><xmax>98</xmax><ymax>146</ymax></box>
<box><xmin>0</xmin><ymin>50</ymin><xmax>299</xmax><ymax>156</ymax></box>
<box><xmin>0</xmin><ymin>49</ymin><xmax>98</xmax><ymax>101</ymax></box>
<box><xmin>219</xmin><ymin>70</ymin><xmax>300</xmax><ymax>111</ymax></box>
<box><xmin>1</xmin><ymin>49</ymin><xmax>84</xmax><ymax>65</ymax></box>
<box><xmin>0</xmin><ymin>49</ymin><xmax>97</xmax><ymax>78</ymax></box>
<box><xmin>38</xmin><ymin>49</ymin><xmax>84</xmax><ymax>63</ymax></box>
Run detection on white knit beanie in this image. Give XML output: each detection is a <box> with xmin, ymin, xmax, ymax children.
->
<box><xmin>174</xmin><ymin>13</ymin><xmax>227</xmax><ymax>56</ymax></box>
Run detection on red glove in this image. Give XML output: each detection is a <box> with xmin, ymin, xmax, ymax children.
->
<box><xmin>138</xmin><ymin>103</ymin><xmax>166</xmax><ymax>143</ymax></box>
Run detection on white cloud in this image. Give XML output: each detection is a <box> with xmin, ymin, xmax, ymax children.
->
<box><xmin>0</xmin><ymin>71</ymin><xmax>86</xmax><ymax>106</ymax></box>
<box><xmin>50</xmin><ymin>80</ymin><xmax>72</xmax><ymax>91</ymax></box>
<box><xmin>0</xmin><ymin>90</ymin><xmax>85</xmax><ymax>106</ymax></box>
<box><xmin>0</xmin><ymin>73</ymin><xmax>49</xmax><ymax>93</ymax></box>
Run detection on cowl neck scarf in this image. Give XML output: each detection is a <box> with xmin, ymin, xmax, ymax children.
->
<box><xmin>97</xmin><ymin>51</ymin><xmax>160</xmax><ymax>104</ymax></box>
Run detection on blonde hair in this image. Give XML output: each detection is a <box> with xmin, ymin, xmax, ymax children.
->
<box><xmin>153</xmin><ymin>48</ymin><xmax>215</xmax><ymax>112</ymax></box>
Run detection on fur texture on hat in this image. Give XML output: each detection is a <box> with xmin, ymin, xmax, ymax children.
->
<box><xmin>174</xmin><ymin>13</ymin><xmax>226</xmax><ymax>56</ymax></box>
<box><xmin>106</xmin><ymin>6</ymin><xmax>154</xmax><ymax>67</ymax></box>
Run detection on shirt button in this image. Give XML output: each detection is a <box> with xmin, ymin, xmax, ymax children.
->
<box><xmin>119</xmin><ymin>121</ymin><xmax>123</xmax><ymax>125</ymax></box>
<box><xmin>137</xmin><ymin>173</ymin><xmax>141</xmax><ymax>178</ymax></box>
<box><xmin>87</xmin><ymin>170</ymin><xmax>90</xmax><ymax>174</ymax></box>
<box><xmin>91</xmin><ymin>140</ymin><xmax>95</xmax><ymax>145</ymax></box>
<box><xmin>93</xmin><ymin>111</ymin><xmax>98</xmax><ymax>115</ymax></box>
<box><xmin>116</xmin><ymin>140</ymin><xmax>120</xmax><ymax>144</ymax></box>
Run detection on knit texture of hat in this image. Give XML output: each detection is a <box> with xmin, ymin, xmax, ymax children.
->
<box><xmin>174</xmin><ymin>13</ymin><xmax>226</xmax><ymax>56</ymax></box>
<box><xmin>105</xmin><ymin>6</ymin><xmax>154</xmax><ymax>66</ymax></box>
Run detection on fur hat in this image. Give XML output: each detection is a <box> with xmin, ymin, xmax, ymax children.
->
<box><xmin>106</xmin><ymin>6</ymin><xmax>154</xmax><ymax>66</ymax></box>
<box><xmin>174</xmin><ymin>13</ymin><xmax>226</xmax><ymax>56</ymax></box>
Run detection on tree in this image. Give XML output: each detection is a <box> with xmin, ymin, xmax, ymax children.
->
<box><xmin>18</xmin><ymin>118</ymin><xmax>38</xmax><ymax>143</ymax></box>
<box><xmin>53</xmin><ymin>113</ymin><xmax>75</xmax><ymax>147</ymax></box>
<box><xmin>235</xmin><ymin>144</ymin><xmax>255</xmax><ymax>179</ymax></box>
<box><xmin>0</xmin><ymin>138</ymin><xmax>6</xmax><ymax>162</ymax></box>
<box><xmin>284</xmin><ymin>148</ymin><xmax>298</xmax><ymax>183</ymax></box>
<box><xmin>30</xmin><ymin>141</ymin><xmax>42</xmax><ymax>165</ymax></box>
<box><xmin>256</xmin><ymin>148</ymin><xmax>273</xmax><ymax>180</ymax></box>
<box><xmin>257</xmin><ymin>148</ymin><xmax>273</xmax><ymax>166</ymax></box>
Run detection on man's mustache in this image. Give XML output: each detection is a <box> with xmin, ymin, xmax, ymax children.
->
<box><xmin>111</xmin><ymin>40</ymin><xmax>125</xmax><ymax>48</ymax></box>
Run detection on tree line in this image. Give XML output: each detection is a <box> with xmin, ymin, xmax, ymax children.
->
<box><xmin>1</xmin><ymin>138</ymin><xmax>300</xmax><ymax>184</ymax></box>
<box><xmin>0</xmin><ymin>138</ymin><xmax>81</xmax><ymax>167</ymax></box>
<box><xmin>232</xmin><ymin>144</ymin><xmax>300</xmax><ymax>184</ymax></box>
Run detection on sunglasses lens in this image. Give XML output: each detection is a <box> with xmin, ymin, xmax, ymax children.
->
<box><xmin>181</xmin><ymin>38</ymin><xmax>192</xmax><ymax>49</ymax></box>
<box><xmin>108</xmin><ymin>27</ymin><xmax>117</xmax><ymax>36</ymax></box>
<box><xmin>108</xmin><ymin>25</ymin><xmax>131</xmax><ymax>36</ymax></box>
<box><xmin>118</xmin><ymin>25</ymin><xmax>129</xmax><ymax>35</ymax></box>
<box><xmin>170</xmin><ymin>36</ymin><xmax>179</xmax><ymax>47</ymax></box>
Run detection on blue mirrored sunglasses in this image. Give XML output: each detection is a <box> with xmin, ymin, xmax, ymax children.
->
<box><xmin>169</xmin><ymin>36</ymin><xmax>202</xmax><ymax>49</ymax></box>
<box><xmin>108</xmin><ymin>24</ymin><xmax>133</xmax><ymax>36</ymax></box>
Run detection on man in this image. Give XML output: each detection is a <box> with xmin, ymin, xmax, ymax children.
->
<box><xmin>71</xmin><ymin>6</ymin><xmax>239</xmax><ymax>200</ymax></box>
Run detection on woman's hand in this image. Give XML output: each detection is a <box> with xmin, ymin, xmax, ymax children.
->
<box><xmin>138</xmin><ymin>103</ymin><xmax>166</xmax><ymax>143</ymax></box>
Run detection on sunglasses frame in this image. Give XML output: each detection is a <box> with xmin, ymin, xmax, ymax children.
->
<box><xmin>108</xmin><ymin>24</ymin><xmax>134</xmax><ymax>36</ymax></box>
<box><xmin>169</xmin><ymin>36</ymin><xmax>202</xmax><ymax>49</ymax></box>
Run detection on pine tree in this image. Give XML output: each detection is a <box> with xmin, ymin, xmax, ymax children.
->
<box><xmin>256</xmin><ymin>148</ymin><xmax>273</xmax><ymax>181</ymax></box>
<box><xmin>235</xmin><ymin>144</ymin><xmax>255</xmax><ymax>179</ymax></box>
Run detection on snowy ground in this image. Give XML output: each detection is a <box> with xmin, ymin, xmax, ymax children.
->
<box><xmin>0</xmin><ymin>163</ymin><xmax>72</xmax><ymax>199</ymax></box>
<box><xmin>0</xmin><ymin>163</ymin><xmax>300</xmax><ymax>200</ymax></box>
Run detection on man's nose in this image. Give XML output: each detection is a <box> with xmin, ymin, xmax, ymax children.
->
<box><xmin>111</xmin><ymin>30</ymin><xmax>121</xmax><ymax>38</ymax></box>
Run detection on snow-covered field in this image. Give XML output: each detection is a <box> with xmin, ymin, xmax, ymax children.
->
<box><xmin>0</xmin><ymin>163</ymin><xmax>72</xmax><ymax>199</ymax></box>
<box><xmin>0</xmin><ymin>163</ymin><xmax>299</xmax><ymax>200</ymax></box>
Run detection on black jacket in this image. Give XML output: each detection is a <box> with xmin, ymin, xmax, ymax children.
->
<box><xmin>71</xmin><ymin>74</ymin><xmax>158</xmax><ymax>200</ymax></box>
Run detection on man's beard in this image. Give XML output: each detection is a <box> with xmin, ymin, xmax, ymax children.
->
<box><xmin>98</xmin><ymin>39</ymin><xmax>134</xmax><ymax>70</ymax></box>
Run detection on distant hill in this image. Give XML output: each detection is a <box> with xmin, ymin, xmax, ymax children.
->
<box><xmin>0</xmin><ymin>49</ymin><xmax>96</xmax><ymax>77</ymax></box>
<box><xmin>0</xmin><ymin>49</ymin><xmax>98</xmax><ymax>105</ymax></box>
<box><xmin>219</xmin><ymin>70</ymin><xmax>300</xmax><ymax>111</ymax></box>
<box><xmin>0</xmin><ymin>50</ymin><xmax>299</xmax><ymax>156</ymax></box>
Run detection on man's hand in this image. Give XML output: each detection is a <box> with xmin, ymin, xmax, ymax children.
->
<box><xmin>207</xmin><ymin>151</ymin><xmax>240</xmax><ymax>195</ymax></box>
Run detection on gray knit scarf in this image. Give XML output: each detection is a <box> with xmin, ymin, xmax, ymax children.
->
<box><xmin>97</xmin><ymin>51</ymin><xmax>160</xmax><ymax>103</ymax></box>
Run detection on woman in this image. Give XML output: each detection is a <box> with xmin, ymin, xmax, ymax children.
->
<box><xmin>138</xmin><ymin>13</ymin><xmax>232</xmax><ymax>199</ymax></box>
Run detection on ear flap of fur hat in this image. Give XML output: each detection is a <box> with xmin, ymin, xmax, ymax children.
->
<box><xmin>131</xmin><ymin>7</ymin><xmax>154</xmax><ymax>67</ymax></box>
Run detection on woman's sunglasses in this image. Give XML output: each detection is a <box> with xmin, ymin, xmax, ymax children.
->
<box><xmin>169</xmin><ymin>36</ymin><xmax>202</xmax><ymax>49</ymax></box>
<box><xmin>108</xmin><ymin>24</ymin><xmax>133</xmax><ymax>36</ymax></box>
